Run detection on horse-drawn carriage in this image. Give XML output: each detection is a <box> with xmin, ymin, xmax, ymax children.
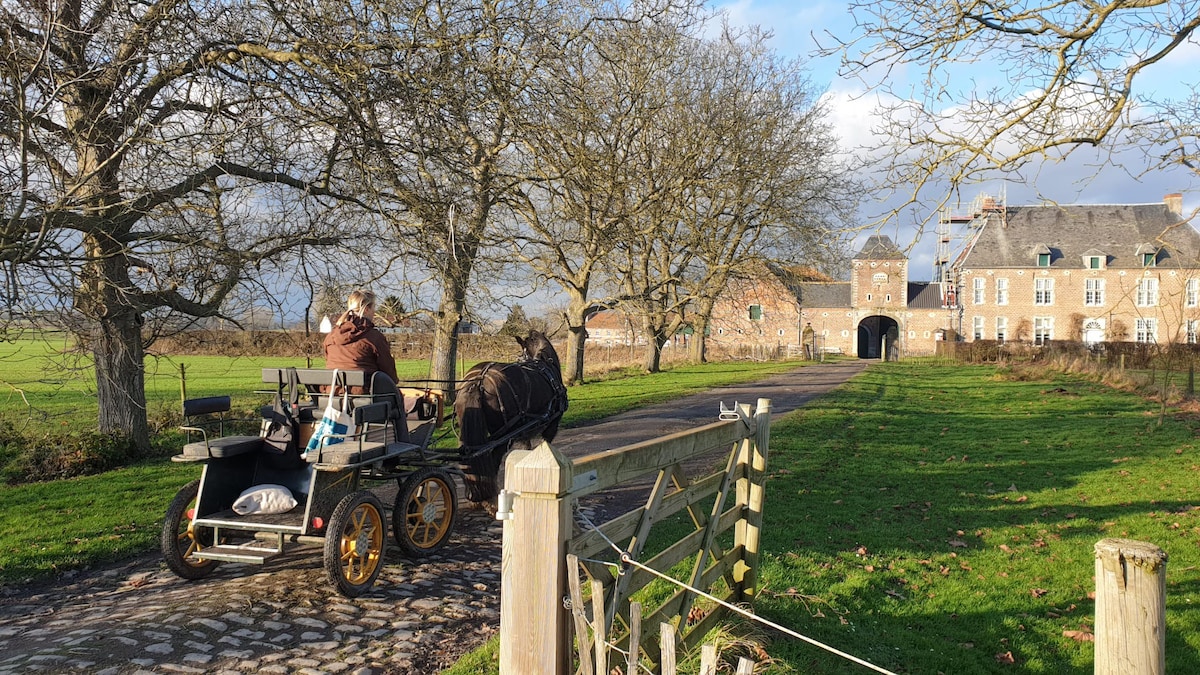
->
<box><xmin>161</xmin><ymin>331</ymin><xmax>566</xmax><ymax>597</ymax></box>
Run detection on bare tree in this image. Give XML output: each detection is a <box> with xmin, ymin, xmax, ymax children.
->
<box><xmin>0</xmin><ymin>1</ymin><xmax>369</xmax><ymax>449</ymax></box>
<box><xmin>605</xmin><ymin>24</ymin><xmax>855</xmax><ymax>372</ymax></box>
<box><xmin>275</xmin><ymin>0</ymin><xmax>608</xmax><ymax>397</ymax></box>
<box><xmin>824</xmin><ymin>0</ymin><xmax>1200</xmax><ymax>219</ymax></box>
<box><xmin>677</xmin><ymin>26</ymin><xmax>856</xmax><ymax>363</ymax></box>
<box><xmin>508</xmin><ymin>2</ymin><xmax>701</xmax><ymax>383</ymax></box>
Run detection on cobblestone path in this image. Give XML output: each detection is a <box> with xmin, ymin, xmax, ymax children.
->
<box><xmin>0</xmin><ymin>507</ymin><xmax>501</xmax><ymax>675</ymax></box>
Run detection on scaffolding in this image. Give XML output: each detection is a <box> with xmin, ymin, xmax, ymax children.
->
<box><xmin>934</xmin><ymin>189</ymin><xmax>1006</xmax><ymax>308</ymax></box>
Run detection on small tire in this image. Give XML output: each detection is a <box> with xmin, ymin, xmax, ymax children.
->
<box><xmin>324</xmin><ymin>490</ymin><xmax>387</xmax><ymax>597</ymax></box>
<box><xmin>393</xmin><ymin>468</ymin><xmax>457</xmax><ymax>557</ymax></box>
<box><xmin>161</xmin><ymin>479</ymin><xmax>221</xmax><ymax>580</ymax></box>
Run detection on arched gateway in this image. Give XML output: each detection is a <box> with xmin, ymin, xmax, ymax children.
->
<box><xmin>857</xmin><ymin>315</ymin><xmax>900</xmax><ymax>360</ymax></box>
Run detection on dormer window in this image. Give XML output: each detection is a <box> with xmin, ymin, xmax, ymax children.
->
<box><xmin>1082</xmin><ymin>249</ymin><xmax>1107</xmax><ymax>270</ymax></box>
<box><xmin>1033</xmin><ymin>243</ymin><xmax>1051</xmax><ymax>267</ymax></box>
<box><xmin>1136</xmin><ymin>243</ymin><xmax>1158</xmax><ymax>267</ymax></box>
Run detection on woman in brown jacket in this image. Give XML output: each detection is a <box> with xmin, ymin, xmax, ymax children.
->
<box><xmin>321</xmin><ymin>289</ymin><xmax>408</xmax><ymax>443</ymax></box>
<box><xmin>322</xmin><ymin>289</ymin><xmax>398</xmax><ymax>383</ymax></box>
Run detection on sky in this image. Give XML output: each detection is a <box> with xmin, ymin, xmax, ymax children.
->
<box><xmin>711</xmin><ymin>0</ymin><xmax>1200</xmax><ymax>281</ymax></box>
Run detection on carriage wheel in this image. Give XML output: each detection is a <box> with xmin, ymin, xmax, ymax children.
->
<box><xmin>324</xmin><ymin>491</ymin><xmax>387</xmax><ymax>597</ymax></box>
<box><xmin>393</xmin><ymin>468</ymin><xmax>457</xmax><ymax>557</ymax></box>
<box><xmin>160</xmin><ymin>479</ymin><xmax>221</xmax><ymax>580</ymax></box>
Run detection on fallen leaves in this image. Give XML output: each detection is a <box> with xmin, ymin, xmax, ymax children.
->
<box><xmin>1063</xmin><ymin>629</ymin><xmax>1095</xmax><ymax>642</ymax></box>
<box><xmin>994</xmin><ymin>651</ymin><xmax>1016</xmax><ymax>664</ymax></box>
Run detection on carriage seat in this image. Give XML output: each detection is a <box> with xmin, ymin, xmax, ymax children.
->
<box><xmin>179</xmin><ymin>396</ymin><xmax>264</xmax><ymax>459</ymax></box>
<box><xmin>304</xmin><ymin>401</ymin><xmax>393</xmax><ymax>466</ymax></box>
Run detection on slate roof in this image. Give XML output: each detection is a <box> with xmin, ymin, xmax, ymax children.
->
<box><xmin>796</xmin><ymin>282</ymin><xmax>851</xmax><ymax>308</ymax></box>
<box><xmin>853</xmin><ymin>235</ymin><xmax>905</xmax><ymax>260</ymax></box>
<box><xmin>960</xmin><ymin>202</ymin><xmax>1200</xmax><ymax>269</ymax></box>
<box><xmin>907</xmin><ymin>282</ymin><xmax>944</xmax><ymax>309</ymax></box>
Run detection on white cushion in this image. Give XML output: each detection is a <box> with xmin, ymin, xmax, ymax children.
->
<box><xmin>232</xmin><ymin>484</ymin><xmax>298</xmax><ymax>515</ymax></box>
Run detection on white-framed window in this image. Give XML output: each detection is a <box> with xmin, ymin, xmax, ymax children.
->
<box><xmin>1038</xmin><ymin>253</ymin><xmax>1051</xmax><ymax>267</ymax></box>
<box><xmin>995</xmin><ymin>317</ymin><xmax>1007</xmax><ymax>343</ymax></box>
<box><xmin>995</xmin><ymin>278</ymin><xmax>1009</xmax><ymax>305</ymax></box>
<box><xmin>748</xmin><ymin>304</ymin><xmax>762</xmax><ymax>320</ymax></box>
<box><xmin>1034</xmin><ymin>317</ymin><xmax>1053</xmax><ymax>345</ymax></box>
<box><xmin>1085</xmin><ymin>278</ymin><xmax>1105</xmax><ymax>306</ymax></box>
<box><xmin>1034</xmin><ymin>278</ymin><xmax>1054</xmax><ymax>305</ymax></box>
<box><xmin>1136</xmin><ymin>317</ymin><xmax>1157</xmax><ymax>344</ymax></box>
<box><xmin>1188</xmin><ymin>320</ymin><xmax>1199</xmax><ymax>345</ymax></box>
<box><xmin>1188</xmin><ymin>278</ymin><xmax>1199</xmax><ymax>307</ymax></box>
<box><xmin>973</xmin><ymin>278</ymin><xmax>985</xmax><ymax>305</ymax></box>
<box><xmin>973</xmin><ymin>316</ymin><xmax>984</xmax><ymax>340</ymax></box>
<box><xmin>1087</xmin><ymin>256</ymin><xmax>1104</xmax><ymax>269</ymax></box>
<box><xmin>1143</xmin><ymin>252</ymin><xmax>1157</xmax><ymax>267</ymax></box>
<box><xmin>1136</xmin><ymin>278</ymin><xmax>1159</xmax><ymax>307</ymax></box>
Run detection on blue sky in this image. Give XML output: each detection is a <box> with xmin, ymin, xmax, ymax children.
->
<box><xmin>712</xmin><ymin>0</ymin><xmax>1199</xmax><ymax>280</ymax></box>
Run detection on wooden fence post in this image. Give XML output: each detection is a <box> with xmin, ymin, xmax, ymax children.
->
<box><xmin>499</xmin><ymin>441</ymin><xmax>574</xmax><ymax>675</ymax></box>
<box><xmin>733</xmin><ymin>398</ymin><xmax>771</xmax><ymax>602</ymax></box>
<box><xmin>1094</xmin><ymin>538</ymin><xmax>1167</xmax><ymax>675</ymax></box>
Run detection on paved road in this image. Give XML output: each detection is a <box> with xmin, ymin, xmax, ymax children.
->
<box><xmin>0</xmin><ymin>360</ymin><xmax>867</xmax><ymax>675</ymax></box>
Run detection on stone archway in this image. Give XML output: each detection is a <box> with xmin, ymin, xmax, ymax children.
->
<box><xmin>857</xmin><ymin>315</ymin><xmax>900</xmax><ymax>360</ymax></box>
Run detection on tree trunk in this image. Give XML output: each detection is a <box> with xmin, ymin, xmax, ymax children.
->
<box><xmin>689</xmin><ymin>298</ymin><xmax>716</xmax><ymax>364</ymax></box>
<box><xmin>642</xmin><ymin>330</ymin><xmax>666</xmax><ymax>373</ymax></box>
<box><xmin>563</xmin><ymin>295</ymin><xmax>590</xmax><ymax>385</ymax></box>
<box><xmin>689</xmin><ymin>317</ymin><xmax>710</xmax><ymax>364</ymax></box>
<box><xmin>92</xmin><ymin>311</ymin><xmax>150</xmax><ymax>453</ymax></box>
<box><xmin>429</xmin><ymin>285</ymin><xmax>464</xmax><ymax>401</ymax></box>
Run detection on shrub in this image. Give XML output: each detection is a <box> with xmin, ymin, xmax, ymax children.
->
<box><xmin>0</xmin><ymin>428</ymin><xmax>149</xmax><ymax>485</ymax></box>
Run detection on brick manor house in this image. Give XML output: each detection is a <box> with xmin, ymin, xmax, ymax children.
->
<box><xmin>707</xmin><ymin>193</ymin><xmax>1200</xmax><ymax>358</ymax></box>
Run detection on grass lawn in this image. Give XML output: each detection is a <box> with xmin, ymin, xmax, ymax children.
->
<box><xmin>751</xmin><ymin>361</ymin><xmax>1200</xmax><ymax>673</ymax></box>
<box><xmin>0</xmin><ymin>351</ymin><xmax>803</xmax><ymax>586</ymax></box>
<box><xmin>0</xmin><ymin>337</ymin><xmax>430</xmax><ymax>432</ymax></box>
<box><xmin>448</xmin><ymin>360</ymin><xmax>1200</xmax><ymax>675</ymax></box>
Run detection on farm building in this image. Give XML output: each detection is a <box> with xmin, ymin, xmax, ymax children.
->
<box><xmin>708</xmin><ymin>193</ymin><xmax>1200</xmax><ymax>358</ymax></box>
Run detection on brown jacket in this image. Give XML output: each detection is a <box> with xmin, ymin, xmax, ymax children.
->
<box><xmin>322</xmin><ymin>315</ymin><xmax>398</xmax><ymax>384</ymax></box>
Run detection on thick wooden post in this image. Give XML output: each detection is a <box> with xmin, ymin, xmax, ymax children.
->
<box><xmin>500</xmin><ymin>441</ymin><xmax>574</xmax><ymax>675</ymax></box>
<box><xmin>1094</xmin><ymin>538</ymin><xmax>1167</xmax><ymax>675</ymax></box>
<box><xmin>733</xmin><ymin>398</ymin><xmax>771</xmax><ymax>602</ymax></box>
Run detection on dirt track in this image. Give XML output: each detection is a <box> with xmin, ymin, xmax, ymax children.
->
<box><xmin>0</xmin><ymin>360</ymin><xmax>867</xmax><ymax>675</ymax></box>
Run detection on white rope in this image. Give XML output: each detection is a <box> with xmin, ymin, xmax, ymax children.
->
<box><xmin>574</xmin><ymin>506</ymin><xmax>900</xmax><ymax>675</ymax></box>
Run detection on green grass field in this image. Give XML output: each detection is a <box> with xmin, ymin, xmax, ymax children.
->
<box><xmin>750</xmin><ymin>361</ymin><xmax>1200</xmax><ymax>673</ymax></box>
<box><xmin>0</xmin><ymin>339</ymin><xmax>802</xmax><ymax>586</ymax></box>
<box><xmin>446</xmin><ymin>360</ymin><xmax>1200</xmax><ymax>675</ymax></box>
<box><xmin>0</xmin><ymin>338</ymin><xmax>432</xmax><ymax>432</ymax></box>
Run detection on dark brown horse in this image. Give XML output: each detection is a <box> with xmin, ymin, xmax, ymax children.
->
<box><xmin>455</xmin><ymin>330</ymin><xmax>567</xmax><ymax>503</ymax></box>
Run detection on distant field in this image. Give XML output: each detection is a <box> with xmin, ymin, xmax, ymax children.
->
<box><xmin>0</xmin><ymin>338</ymin><xmax>432</xmax><ymax>432</ymax></box>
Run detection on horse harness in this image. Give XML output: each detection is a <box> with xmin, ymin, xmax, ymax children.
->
<box><xmin>471</xmin><ymin>354</ymin><xmax>566</xmax><ymax>442</ymax></box>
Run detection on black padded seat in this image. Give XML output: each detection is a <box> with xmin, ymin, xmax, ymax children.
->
<box><xmin>181</xmin><ymin>435</ymin><xmax>263</xmax><ymax>459</ymax></box>
<box><xmin>308</xmin><ymin>441</ymin><xmax>387</xmax><ymax>466</ymax></box>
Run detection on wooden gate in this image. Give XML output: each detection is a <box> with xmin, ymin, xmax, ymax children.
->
<box><xmin>498</xmin><ymin>398</ymin><xmax>771</xmax><ymax>674</ymax></box>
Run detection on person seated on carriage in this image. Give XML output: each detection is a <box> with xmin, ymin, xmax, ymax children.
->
<box><xmin>323</xmin><ymin>289</ymin><xmax>408</xmax><ymax>442</ymax></box>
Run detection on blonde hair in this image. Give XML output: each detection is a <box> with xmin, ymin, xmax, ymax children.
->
<box><xmin>346</xmin><ymin>289</ymin><xmax>376</xmax><ymax>316</ymax></box>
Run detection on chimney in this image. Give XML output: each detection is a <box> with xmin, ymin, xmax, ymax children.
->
<box><xmin>1165</xmin><ymin>193</ymin><xmax>1183</xmax><ymax>214</ymax></box>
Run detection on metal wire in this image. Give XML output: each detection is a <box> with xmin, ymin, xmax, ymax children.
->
<box><xmin>572</xmin><ymin>503</ymin><xmax>901</xmax><ymax>675</ymax></box>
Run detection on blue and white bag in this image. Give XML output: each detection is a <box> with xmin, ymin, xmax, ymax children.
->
<box><xmin>304</xmin><ymin>370</ymin><xmax>356</xmax><ymax>457</ymax></box>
